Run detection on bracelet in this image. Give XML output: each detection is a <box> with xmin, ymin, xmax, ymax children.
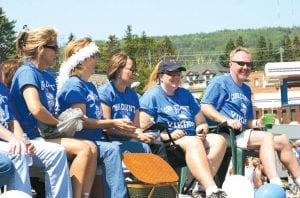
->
<box><xmin>254</xmin><ymin>119</ymin><xmax>258</xmax><ymax>127</ymax></box>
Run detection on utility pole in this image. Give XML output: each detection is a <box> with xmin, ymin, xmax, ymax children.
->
<box><xmin>279</xmin><ymin>47</ymin><xmax>284</xmax><ymax>62</ymax></box>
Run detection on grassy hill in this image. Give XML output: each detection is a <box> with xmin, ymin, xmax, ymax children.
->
<box><xmin>155</xmin><ymin>26</ymin><xmax>300</xmax><ymax>67</ymax></box>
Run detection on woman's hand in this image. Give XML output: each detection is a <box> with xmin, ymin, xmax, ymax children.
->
<box><xmin>8</xmin><ymin>137</ymin><xmax>35</xmax><ymax>156</ymax></box>
<box><xmin>112</xmin><ymin>118</ymin><xmax>136</xmax><ymax>133</ymax></box>
<box><xmin>171</xmin><ymin>129</ymin><xmax>186</xmax><ymax>140</ymax></box>
<box><xmin>136</xmin><ymin>132</ymin><xmax>156</xmax><ymax>144</ymax></box>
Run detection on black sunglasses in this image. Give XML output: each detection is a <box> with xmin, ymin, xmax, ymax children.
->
<box><xmin>231</xmin><ymin>61</ymin><xmax>253</xmax><ymax>67</ymax></box>
<box><xmin>43</xmin><ymin>44</ymin><xmax>59</xmax><ymax>52</ymax></box>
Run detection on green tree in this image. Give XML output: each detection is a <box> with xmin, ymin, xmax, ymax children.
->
<box><xmin>292</xmin><ymin>35</ymin><xmax>300</xmax><ymax>60</ymax></box>
<box><xmin>281</xmin><ymin>35</ymin><xmax>293</xmax><ymax>61</ymax></box>
<box><xmin>219</xmin><ymin>38</ymin><xmax>235</xmax><ymax>67</ymax></box>
<box><xmin>68</xmin><ymin>33</ymin><xmax>75</xmax><ymax>42</ymax></box>
<box><xmin>236</xmin><ymin>36</ymin><xmax>244</xmax><ymax>47</ymax></box>
<box><xmin>123</xmin><ymin>25</ymin><xmax>137</xmax><ymax>56</ymax></box>
<box><xmin>97</xmin><ymin>35</ymin><xmax>121</xmax><ymax>72</ymax></box>
<box><xmin>254</xmin><ymin>35</ymin><xmax>267</xmax><ymax>70</ymax></box>
<box><xmin>267</xmin><ymin>40</ymin><xmax>277</xmax><ymax>62</ymax></box>
<box><xmin>0</xmin><ymin>7</ymin><xmax>17</xmax><ymax>62</ymax></box>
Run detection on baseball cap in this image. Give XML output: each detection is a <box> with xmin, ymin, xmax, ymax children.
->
<box><xmin>158</xmin><ymin>60</ymin><xmax>186</xmax><ymax>73</ymax></box>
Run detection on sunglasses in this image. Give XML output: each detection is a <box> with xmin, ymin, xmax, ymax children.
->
<box><xmin>43</xmin><ymin>44</ymin><xmax>59</xmax><ymax>52</ymax></box>
<box><xmin>125</xmin><ymin>67</ymin><xmax>138</xmax><ymax>73</ymax></box>
<box><xmin>231</xmin><ymin>61</ymin><xmax>253</xmax><ymax>67</ymax></box>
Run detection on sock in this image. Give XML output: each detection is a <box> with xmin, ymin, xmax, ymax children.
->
<box><xmin>270</xmin><ymin>177</ymin><xmax>283</xmax><ymax>187</ymax></box>
<box><xmin>294</xmin><ymin>177</ymin><xmax>300</xmax><ymax>186</ymax></box>
<box><xmin>206</xmin><ymin>185</ymin><xmax>218</xmax><ymax>196</ymax></box>
<box><xmin>83</xmin><ymin>192</ymin><xmax>90</xmax><ymax>198</ymax></box>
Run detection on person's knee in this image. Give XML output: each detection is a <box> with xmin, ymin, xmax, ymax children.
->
<box><xmin>275</xmin><ymin>134</ymin><xmax>291</xmax><ymax>150</ymax></box>
<box><xmin>262</xmin><ymin>132</ymin><xmax>274</xmax><ymax>142</ymax></box>
<box><xmin>88</xmin><ymin>142</ymin><xmax>98</xmax><ymax>156</ymax></box>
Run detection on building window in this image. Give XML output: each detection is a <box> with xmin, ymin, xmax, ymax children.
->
<box><xmin>254</xmin><ymin>79</ymin><xmax>259</xmax><ymax>87</ymax></box>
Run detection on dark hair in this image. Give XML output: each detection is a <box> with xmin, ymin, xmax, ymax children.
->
<box><xmin>107</xmin><ymin>53</ymin><xmax>136</xmax><ymax>80</ymax></box>
<box><xmin>0</xmin><ymin>59</ymin><xmax>22</xmax><ymax>89</ymax></box>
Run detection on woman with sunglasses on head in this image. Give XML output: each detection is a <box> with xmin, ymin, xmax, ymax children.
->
<box><xmin>10</xmin><ymin>27</ymin><xmax>99</xmax><ymax>198</ymax></box>
<box><xmin>56</xmin><ymin>38</ymin><xmax>137</xmax><ymax>198</ymax></box>
<box><xmin>97</xmin><ymin>53</ymin><xmax>155</xmax><ymax>153</ymax></box>
<box><xmin>139</xmin><ymin>60</ymin><xmax>228</xmax><ymax>198</ymax></box>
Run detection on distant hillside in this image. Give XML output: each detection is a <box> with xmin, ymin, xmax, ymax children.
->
<box><xmin>156</xmin><ymin>26</ymin><xmax>300</xmax><ymax>67</ymax></box>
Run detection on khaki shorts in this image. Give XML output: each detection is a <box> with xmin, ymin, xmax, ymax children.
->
<box><xmin>235</xmin><ymin>129</ymin><xmax>252</xmax><ymax>149</ymax></box>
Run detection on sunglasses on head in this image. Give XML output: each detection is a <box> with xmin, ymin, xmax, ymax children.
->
<box><xmin>43</xmin><ymin>44</ymin><xmax>59</xmax><ymax>52</ymax></box>
<box><xmin>231</xmin><ymin>61</ymin><xmax>253</xmax><ymax>67</ymax></box>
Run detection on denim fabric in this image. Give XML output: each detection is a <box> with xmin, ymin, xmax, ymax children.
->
<box><xmin>0</xmin><ymin>143</ymin><xmax>32</xmax><ymax>195</ymax></box>
<box><xmin>111</xmin><ymin>140</ymin><xmax>151</xmax><ymax>153</ymax></box>
<box><xmin>0</xmin><ymin>152</ymin><xmax>14</xmax><ymax>187</ymax></box>
<box><xmin>31</xmin><ymin>139</ymin><xmax>72</xmax><ymax>198</ymax></box>
<box><xmin>95</xmin><ymin>141</ymin><xmax>127</xmax><ymax>198</ymax></box>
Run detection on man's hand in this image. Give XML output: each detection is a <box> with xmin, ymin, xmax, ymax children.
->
<box><xmin>227</xmin><ymin>119</ymin><xmax>242</xmax><ymax>131</ymax></box>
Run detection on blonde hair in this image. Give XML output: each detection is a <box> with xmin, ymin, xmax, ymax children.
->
<box><xmin>143</xmin><ymin>61</ymin><xmax>161</xmax><ymax>92</ymax></box>
<box><xmin>63</xmin><ymin>37</ymin><xmax>93</xmax><ymax>76</ymax></box>
<box><xmin>16</xmin><ymin>27</ymin><xmax>57</xmax><ymax>60</ymax></box>
<box><xmin>229</xmin><ymin>47</ymin><xmax>251</xmax><ymax>62</ymax></box>
<box><xmin>107</xmin><ymin>53</ymin><xmax>136</xmax><ymax>80</ymax></box>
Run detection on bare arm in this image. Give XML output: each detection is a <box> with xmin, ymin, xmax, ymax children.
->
<box><xmin>8</xmin><ymin>120</ymin><xmax>35</xmax><ymax>155</ymax></box>
<box><xmin>0</xmin><ymin>123</ymin><xmax>24</xmax><ymax>155</ymax></box>
<box><xmin>201</xmin><ymin>103</ymin><xmax>228</xmax><ymax>123</ymax></box>
<box><xmin>201</xmin><ymin>103</ymin><xmax>242</xmax><ymax>130</ymax></box>
<box><xmin>194</xmin><ymin>110</ymin><xmax>209</xmax><ymax>133</ymax></box>
<box><xmin>100</xmin><ymin>102</ymin><xmax>155</xmax><ymax>143</ymax></box>
<box><xmin>139</xmin><ymin>110</ymin><xmax>185</xmax><ymax>142</ymax></box>
<box><xmin>72</xmin><ymin>103</ymin><xmax>136</xmax><ymax>132</ymax></box>
<box><xmin>23</xmin><ymin>85</ymin><xmax>58</xmax><ymax>125</ymax></box>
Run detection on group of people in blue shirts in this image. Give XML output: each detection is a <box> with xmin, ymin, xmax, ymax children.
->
<box><xmin>0</xmin><ymin>26</ymin><xmax>300</xmax><ymax>198</ymax></box>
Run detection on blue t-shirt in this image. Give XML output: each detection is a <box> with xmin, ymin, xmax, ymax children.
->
<box><xmin>201</xmin><ymin>74</ymin><xmax>253</xmax><ymax>129</ymax></box>
<box><xmin>0</xmin><ymin>82</ymin><xmax>14</xmax><ymax>131</ymax></box>
<box><xmin>140</xmin><ymin>85</ymin><xmax>200</xmax><ymax>135</ymax></box>
<box><xmin>56</xmin><ymin>76</ymin><xmax>103</xmax><ymax>141</ymax></box>
<box><xmin>10</xmin><ymin>62</ymin><xmax>56</xmax><ymax>139</ymax></box>
<box><xmin>97</xmin><ymin>81</ymin><xmax>140</xmax><ymax>121</ymax></box>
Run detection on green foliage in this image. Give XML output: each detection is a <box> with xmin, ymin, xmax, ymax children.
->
<box><xmin>0</xmin><ymin>7</ymin><xmax>17</xmax><ymax>62</ymax></box>
<box><xmin>97</xmin><ymin>35</ymin><xmax>121</xmax><ymax>73</ymax></box>
<box><xmin>219</xmin><ymin>38</ymin><xmax>235</xmax><ymax>67</ymax></box>
<box><xmin>254</xmin><ymin>35</ymin><xmax>268</xmax><ymax>70</ymax></box>
<box><xmin>167</xmin><ymin>27</ymin><xmax>300</xmax><ymax>68</ymax></box>
<box><xmin>235</xmin><ymin>36</ymin><xmax>244</xmax><ymax>47</ymax></box>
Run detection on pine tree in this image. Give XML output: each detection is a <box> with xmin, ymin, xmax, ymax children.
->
<box><xmin>236</xmin><ymin>36</ymin><xmax>244</xmax><ymax>47</ymax></box>
<box><xmin>123</xmin><ymin>25</ymin><xmax>137</xmax><ymax>56</ymax></box>
<box><xmin>219</xmin><ymin>38</ymin><xmax>235</xmax><ymax>67</ymax></box>
<box><xmin>97</xmin><ymin>35</ymin><xmax>121</xmax><ymax>72</ymax></box>
<box><xmin>0</xmin><ymin>7</ymin><xmax>17</xmax><ymax>63</ymax></box>
<box><xmin>281</xmin><ymin>35</ymin><xmax>293</xmax><ymax>61</ymax></box>
<box><xmin>254</xmin><ymin>35</ymin><xmax>267</xmax><ymax>70</ymax></box>
<box><xmin>292</xmin><ymin>35</ymin><xmax>300</xmax><ymax>60</ymax></box>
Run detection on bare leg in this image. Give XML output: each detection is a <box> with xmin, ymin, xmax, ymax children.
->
<box><xmin>205</xmin><ymin>133</ymin><xmax>227</xmax><ymax>176</ymax></box>
<box><xmin>247</xmin><ymin>131</ymin><xmax>279</xmax><ymax>179</ymax></box>
<box><xmin>176</xmin><ymin>136</ymin><xmax>216</xmax><ymax>189</ymax></box>
<box><xmin>47</xmin><ymin>138</ymin><xmax>97</xmax><ymax>198</ymax></box>
<box><xmin>274</xmin><ymin>134</ymin><xmax>300</xmax><ymax>179</ymax></box>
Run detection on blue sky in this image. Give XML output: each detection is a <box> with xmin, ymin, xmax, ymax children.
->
<box><xmin>1</xmin><ymin>0</ymin><xmax>299</xmax><ymax>44</ymax></box>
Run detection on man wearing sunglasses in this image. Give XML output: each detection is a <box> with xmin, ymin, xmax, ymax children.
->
<box><xmin>201</xmin><ymin>47</ymin><xmax>300</xmax><ymax>190</ymax></box>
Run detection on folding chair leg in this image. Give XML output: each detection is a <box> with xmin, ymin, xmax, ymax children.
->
<box><xmin>148</xmin><ymin>186</ymin><xmax>155</xmax><ymax>198</ymax></box>
<box><xmin>177</xmin><ymin>166</ymin><xmax>188</xmax><ymax>193</ymax></box>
